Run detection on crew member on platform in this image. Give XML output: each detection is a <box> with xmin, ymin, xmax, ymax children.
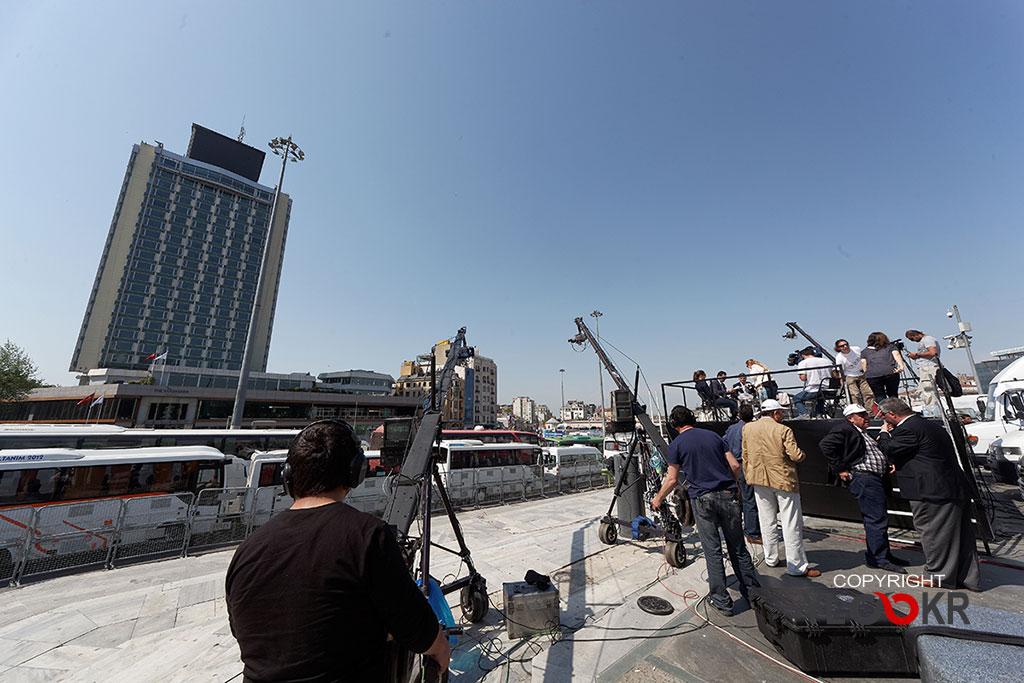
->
<box><xmin>225</xmin><ymin>420</ymin><xmax>450</xmax><ymax>681</ymax></box>
<box><xmin>876</xmin><ymin>398</ymin><xmax>982</xmax><ymax>591</ymax></box>
<box><xmin>905</xmin><ymin>329</ymin><xmax>942</xmax><ymax>414</ymax></box>
<box><xmin>818</xmin><ymin>404</ymin><xmax>909</xmax><ymax>573</ymax></box>
<box><xmin>652</xmin><ymin>406</ymin><xmax>760</xmax><ymax>616</ymax></box>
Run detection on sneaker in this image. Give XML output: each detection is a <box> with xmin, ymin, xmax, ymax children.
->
<box><xmin>708</xmin><ymin>602</ymin><xmax>734</xmax><ymax>617</ymax></box>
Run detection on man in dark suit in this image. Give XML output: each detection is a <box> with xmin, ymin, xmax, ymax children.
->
<box><xmin>819</xmin><ymin>404</ymin><xmax>908</xmax><ymax>573</ymax></box>
<box><xmin>876</xmin><ymin>398</ymin><xmax>981</xmax><ymax>591</ymax></box>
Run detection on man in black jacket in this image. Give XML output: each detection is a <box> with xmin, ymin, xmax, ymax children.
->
<box><xmin>819</xmin><ymin>404</ymin><xmax>908</xmax><ymax>573</ymax></box>
<box><xmin>876</xmin><ymin>398</ymin><xmax>981</xmax><ymax>591</ymax></box>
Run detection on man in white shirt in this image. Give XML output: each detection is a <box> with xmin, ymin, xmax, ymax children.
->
<box><xmin>793</xmin><ymin>347</ymin><xmax>834</xmax><ymax>417</ymax></box>
<box><xmin>834</xmin><ymin>339</ymin><xmax>874</xmax><ymax>411</ymax></box>
<box><xmin>906</xmin><ymin>330</ymin><xmax>941</xmax><ymax>413</ymax></box>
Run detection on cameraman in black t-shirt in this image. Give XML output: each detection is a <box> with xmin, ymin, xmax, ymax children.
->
<box><xmin>226</xmin><ymin>420</ymin><xmax>450</xmax><ymax>682</ymax></box>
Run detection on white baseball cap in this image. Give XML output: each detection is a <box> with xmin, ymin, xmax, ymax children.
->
<box><xmin>760</xmin><ymin>399</ymin><xmax>785</xmax><ymax>412</ymax></box>
<box><xmin>843</xmin><ymin>404</ymin><xmax>869</xmax><ymax>417</ymax></box>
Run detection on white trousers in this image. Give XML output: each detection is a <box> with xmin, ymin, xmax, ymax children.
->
<box><xmin>916</xmin><ymin>365</ymin><xmax>940</xmax><ymax>409</ymax></box>
<box><xmin>753</xmin><ymin>484</ymin><xmax>809</xmax><ymax>575</ymax></box>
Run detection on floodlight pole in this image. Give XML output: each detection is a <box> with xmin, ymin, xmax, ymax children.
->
<box><xmin>230</xmin><ymin>136</ymin><xmax>304</xmax><ymax>429</ymax></box>
<box><xmin>591</xmin><ymin>311</ymin><xmax>606</xmax><ymax>436</ymax></box>
<box><xmin>559</xmin><ymin>369</ymin><xmax>566</xmax><ymax>422</ymax></box>
<box><xmin>948</xmin><ymin>305</ymin><xmax>981</xmax><ymax>393</ymax></box>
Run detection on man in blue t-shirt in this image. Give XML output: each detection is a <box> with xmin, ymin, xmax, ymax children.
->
<box><xmin>723</xmin><ymin>404</ymin><xmax>761</xmax><ymax>544</ymax></box>
<box><xmin>652</xmin><ymin>406</ymin><xmax>761</xmax><ymax>616</ymax></box>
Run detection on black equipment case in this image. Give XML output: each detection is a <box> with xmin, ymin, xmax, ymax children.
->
<box><xmin>749</xmin><ymin>584</ymin><xmax>918</xmax><ymax>675</ymax></box>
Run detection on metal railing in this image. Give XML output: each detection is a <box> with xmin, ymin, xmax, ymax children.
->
<box><xmin>0</xmin><ymin>470</ymin><xmax>612</xmax><ymax>588</ymax></box>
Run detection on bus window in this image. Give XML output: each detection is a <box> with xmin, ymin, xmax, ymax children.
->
<box><xmin>195</xmin><ymin>464</ymin><xmax>222</xmax><ymax>491</ymax></box>
<box><xmin>224</xmin><ymin>438</ymin><xmax>260</xmax><ymax>459</ymax></box>
<box><xmin>448</xmin><ymin>450</ymin><xmax>464</xmax><ymax>470</ymax></box>
<box><xmin>519</xmin><ymin>434</ymin><xmax>540</xmax><ymax>445</ymax></box>
<box><xmin>258</xmin><ymin>463</ymin><xmax>283</xmax><ymax>487</ymax></box>
<box><xmin>267</xmin><ymin>434</ymin><xmax>295</xmax><ymax>451</ymax></box>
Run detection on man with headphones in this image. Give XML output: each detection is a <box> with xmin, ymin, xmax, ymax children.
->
<box><xmin>225</xmin><ymin>420</ymin><xmax>450</xmax><ymax>682</ymax></box>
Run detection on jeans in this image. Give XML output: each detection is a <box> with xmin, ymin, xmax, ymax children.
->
<box><xmin>846</xmin><ymin>471</ymin><xmax>891</xmax><ymax>566</ymax></box>
<box><xmin>792</xmin><ymin>389</ymin><xmax>821</xmax><ymax>416</ymax></box>
<box><xmin>691</xmin><ymin>489</ymin><xmax>761</xmax><ymax>610</ymax></box>
<box><xmin>866</xmin><ymin>374</ymin><xmax>900</xmax><ymax>400</ymax></box>
<box><xmin>737</xmin><ymin>469</ymin><xmax>760</xmax><ymax>539</ymax></box>
<box><xmin>713</xmin><ymin>397</ymin><xmax>738</xmax><ymax>418</ymax></box>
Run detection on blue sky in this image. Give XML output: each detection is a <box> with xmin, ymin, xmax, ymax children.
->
<box><xmin>2</xmin><ymin>1</ymin><xmax>1022</xmax><ymax>413</ymax></box>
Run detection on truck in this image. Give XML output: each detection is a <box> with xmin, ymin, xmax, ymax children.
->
<box><xmin>964</xmin><ymin>356</ymin><xmax>1024</xmax><ymax>467</ymax></box>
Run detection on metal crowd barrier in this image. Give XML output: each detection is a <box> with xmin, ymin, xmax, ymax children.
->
<box><xmin>110</xmin><ymin>493</ymin><xmax>193</xmax><ymax>567</ymax></box>
<box><xmin>0</xmin><ymin>472</ymin><xmax>613</xmax><ymax>587</ymax></box>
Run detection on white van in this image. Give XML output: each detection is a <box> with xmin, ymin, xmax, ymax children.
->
<box><xmin>541</xmin><ymin>445</ymin><xmax>604</xmax><ymax>479</ymax></box>
<box><xmin>964</xmin><ymin>357</ymin><xmax>1024</xmax><ymax>459</ymax></box>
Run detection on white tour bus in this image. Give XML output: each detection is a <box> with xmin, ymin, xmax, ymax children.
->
<box><xmin>0</xmin><ymin>446</ymin><xmax>239</xmax><ymax>567</ymax></box>
<box><xmin>437</xmin><ymin>440</ymin><xmax>544</xmax><ymax>502</ymax></box>
<box><xmin>0</xmin><ymin>424</ymin><xmax>300</xmax><ymax>458</ymax></box>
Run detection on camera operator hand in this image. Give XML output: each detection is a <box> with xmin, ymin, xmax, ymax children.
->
<box><xmin>424</xmin><ymin>625</ymin><xmax>451</xmax><ymax>674</ymax></box>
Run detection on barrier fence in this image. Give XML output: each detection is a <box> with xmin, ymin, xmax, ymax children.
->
<box><xmin>0</xmin><ymin>467</ymin><xmax>612</xmax><ymax>588</ymax></box>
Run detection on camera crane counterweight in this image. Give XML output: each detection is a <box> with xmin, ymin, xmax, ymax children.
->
<box><xmin>569</xmin><ymin>317</ymin><xmax>692</xmax><ymax>568</ymax></box>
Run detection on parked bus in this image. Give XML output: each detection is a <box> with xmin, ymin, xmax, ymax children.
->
<box><xmin>0</xmin><ymin>424</ymin><xmax>299</xmax><ymax>458</ymax></box>
<box><xmin>437</xmin><ymin>440</ymin><xmax>544</xmax><ymax>504</ymax></box>
<box><xmin>0</xmin><ymin>446</ymin><xmax>237</xmax><ymax>509</ymax></box>
<box><xmin>366</xmin><ymin>426</ymin><xmax>542</xmax><ymax>452</ymax></box>
<box><xmin>0</xmin><ymin>446</ymin><xmax>242</xmax><ymax>568</ymax></box>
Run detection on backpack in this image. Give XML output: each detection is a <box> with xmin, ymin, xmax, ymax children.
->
<box><xmin>936</xmin><ymin>367</ymin><xmax>963</xmax><ymax>397</ymax></box>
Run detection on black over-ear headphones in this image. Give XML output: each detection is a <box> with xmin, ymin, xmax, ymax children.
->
<box><xmin>282</xmin><ymin>419</ymin><xmax>367</xmax><ymax>498</ymax></box>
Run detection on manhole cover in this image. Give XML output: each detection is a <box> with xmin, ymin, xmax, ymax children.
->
<box><xmin>637</xmin><ymin>595</ymin><xmax>674</xmax><ymax>616</ymax></box>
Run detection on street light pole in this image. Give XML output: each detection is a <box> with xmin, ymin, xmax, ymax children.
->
<box><xmin>230</xmin><ymin>135</ymin><xmax>304</xmax><ymax>429</ymax></box>
<box><xmin>591</xmin><ymin>310</ymin><xmax>606</xmax><ymax>436</ymax></box>
<box><xmin>559</xmin><ymin>369</ymin><xmax>565</xmax><ymax>423</ymax></box>
<box><xmin>948</xmin><ymin>305</ymin><xmax>982</xmax><ymax>393</ymax></box>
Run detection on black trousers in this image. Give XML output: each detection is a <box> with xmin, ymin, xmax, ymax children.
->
<box><xmin>866</xmin><ymin>373</ymin><xmax>900</xmax><ymax>400</ymax></box>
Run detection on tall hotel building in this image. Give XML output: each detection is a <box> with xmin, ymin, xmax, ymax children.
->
<box><xmin>71</xmin><ymin>125</ymin><xmax>290</xmax><ymax>376</ymax></box>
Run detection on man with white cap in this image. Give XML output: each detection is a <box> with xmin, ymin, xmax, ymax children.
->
<box><xmin>742</xmin><ymin>399</ymin><xmax>819</xmax><ymax>577</ymax></box>
<box><xmin>819</xmin><ymin>405</ymin><xmax>910</xmax><ymax>574</ymax></box>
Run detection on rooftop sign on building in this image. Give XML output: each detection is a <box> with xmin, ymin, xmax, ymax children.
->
<box><xmin>186</xmin><ymin>123</ymin><xmax>265</xmax><ymax>183</ymax></box>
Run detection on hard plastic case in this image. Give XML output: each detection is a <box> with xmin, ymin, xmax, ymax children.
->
<box><xmin>749</xmin><ymin>584</ymin><xmax>917</xmax><ymax>675</ymax></box>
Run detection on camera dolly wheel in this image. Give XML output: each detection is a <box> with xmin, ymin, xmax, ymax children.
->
<box><xmin>664</xmin><ymin>540</ymin><xmax>686</xmax><ymax>568</ymax></box>
<box><xmin>460</xmin><ymin>577</ymin><xmax>488</xmax><ymax>623</ymax></box>
<box><xmin>598</xmin><ymin>520</ymin><xmax>618</xmax><ymax>545</ymax></box>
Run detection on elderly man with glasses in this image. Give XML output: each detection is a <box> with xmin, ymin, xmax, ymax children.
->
<box><xmin>834</xmin><ymin>338</ymin><xmax>874</xmax><ymax>412</ymax></box>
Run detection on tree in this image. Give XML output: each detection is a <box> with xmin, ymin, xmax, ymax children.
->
<box><xmin>0</xmin><ymin>340</ymin><xmax>44</xmax><ymax>402</ymax></box>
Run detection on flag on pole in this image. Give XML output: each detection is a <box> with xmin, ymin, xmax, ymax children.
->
<box><xmin>153</xmin><ymin>352</ymin><xmax>168</xmax><ymax>363</ymax></box>
<box><xmin>91</xmin><ymin>395</ymin><xmax>105</xmax><ymax>407</ymax></box>
<box><xmin>144</xmin><ymin>352</ymin><xmax>158</xmax><ymax>361</ymax></box>
<box><xmin>77</xmin><ymin>393</ymin><xmax>96</xmax><ymax>406</ymax></box>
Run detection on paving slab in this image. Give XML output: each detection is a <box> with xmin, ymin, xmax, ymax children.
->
<box><xmin>0</xmin><ymin>486</ymin><xmax>1021</xmax><ymax>682</ymax></box>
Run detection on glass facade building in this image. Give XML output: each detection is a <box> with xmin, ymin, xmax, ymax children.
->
<box><xmin>72</xmin><ymin>128</ymin><xmax>290</xmax><ymax>375</ymax></box>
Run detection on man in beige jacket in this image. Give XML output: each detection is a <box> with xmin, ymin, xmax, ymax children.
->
<box><xmin>742</xmin><ymin>399</ymin><xmax>819</xmax><ymax>577</ymax></box>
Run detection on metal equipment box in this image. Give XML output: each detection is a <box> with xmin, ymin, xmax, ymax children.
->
<box><xmin>502</xmin><ymin>581</ymin><xmax>560</xmax><ymax>639</ymax></box>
